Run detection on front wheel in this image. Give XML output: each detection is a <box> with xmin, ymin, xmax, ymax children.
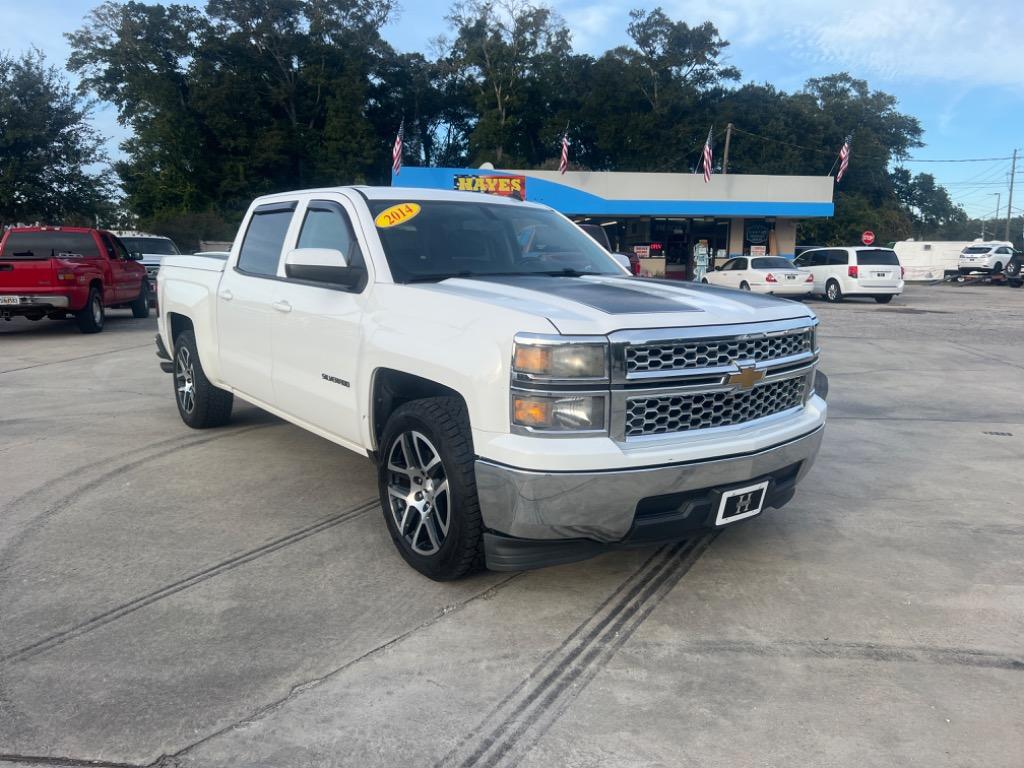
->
<box><xmin>173</xmin><ymin>330</ymin><xmax>234</xmax><ymax>428</ymax></box>
<box><xmin>378</xmin><ymin>397</ymin><xmax>484</xmax><ymax>581</ymax></box>
<box><xmin>76</xmin><ymin>287</ymin><xmax>105</xmax><ymax>333</ymax></box>
<box><xmin>874</xmin><ymin>295</ymin><xmax>894</xmax><ymax>304</ymax></box>
<box><xmin>825</xmin><ymin>279</ymin><xmax>843</xmax><ymax>303</ymax></box>
<box><xmin>739</xmin><ymin>281</ymin><xmax>751</xmax><ymax>291</ymax></box>
<box><xmin>131</xmin><ymin>282</ymin><xmax>150</xmax><ymax>318</ymax></box>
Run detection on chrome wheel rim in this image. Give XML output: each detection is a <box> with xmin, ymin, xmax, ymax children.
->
<box><xmin>386</xmin><ymin>431</ymin><xmax>450</xmax><ymax>556</ymax></box>
<box><xmin>175</xmin><ymin>347</ymin><xmax>196</xmax><ymax>414</ymax></box>
<box><xmin>92</xmin><ymin>296</ymin><xmax>102</xmax><ymax>324</ymax></box>
<box><xmin>827</xmin><ymin>283</ymin><xmax>838</xmax><ymax>300</ymax></box>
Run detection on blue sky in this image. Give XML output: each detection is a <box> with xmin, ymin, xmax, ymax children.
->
<box><xmin>2</xmin><ymin>0</ymin><xmax>1021</xmax><ymax>220</ymax></box>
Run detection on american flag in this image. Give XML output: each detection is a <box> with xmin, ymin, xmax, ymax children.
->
<box><xmin>559</xmin><ymin>130</ymin><xmax>569</xmax><ymax>175</ymax></box>
<box><xmin>701</xmin><ymin>127</ymin><xmax>713</xmax><ymax>183</ymax></box>
<box><xmin>836</xmin><ymin>136</ymin><xmax>851</xmax><ymax>183</ymax></box>
<box><xmin>392</xmin><ymin>120</ymin><xmax>404</xmax><ymax>177</ymax></box>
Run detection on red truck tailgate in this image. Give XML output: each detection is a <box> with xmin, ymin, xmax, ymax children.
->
<box><xmin>0</xmin><ymin>257</ymin><xmax>55</xmax><ymax>293</ymax></box>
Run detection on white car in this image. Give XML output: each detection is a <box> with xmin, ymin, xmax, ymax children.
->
<box><xmin>794</xmin><ymin>247</ymin><xmax>904</xmax><ymax>303</ymax></box>
<box><xmin>704</xmin><ymin>256</ymin><xmax>814</xmax><ymax>296</ymax></box>
<box><xmin>155</xmin><ymin>187</ymin><xmax>826</xmax><ymax>580</ymax></box>
<box><xmin>115</xmin><ymin>232</ymin><xmax>182</xmax><ymax>298</ymax></box>
<box><xmin>958</xmin><ymin>242</ymin><xmax>1014</xmax><ymax>274</ymax></box>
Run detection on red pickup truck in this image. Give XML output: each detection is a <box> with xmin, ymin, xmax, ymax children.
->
<box><xmin>0</xmin><ymin>226</ymin><xmax>150</xmax><ymax>333</ymax></box>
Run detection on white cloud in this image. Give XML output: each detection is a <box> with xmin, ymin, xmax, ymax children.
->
<box><xmin>658</xmin><ymin>0</ymin><xmax>1024</xmax><ymax>90</ymax></box>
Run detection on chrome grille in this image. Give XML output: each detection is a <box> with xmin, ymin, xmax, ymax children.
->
<box><xmin>625</xmin><ymin>328</ymin><xmax>813</xmax><ymax>374</ymax></box>
<box><xmin>624</xmin><ymin>377</ymin><xmax>806</xmax><ymax>438</ymax></box>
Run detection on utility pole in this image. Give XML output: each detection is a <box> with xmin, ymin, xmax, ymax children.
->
<box><xmin>722</xmin><ymin>123</ymin><xmax>733</xmax><ymax>175</ymax></box>
<box><xmin>1005</xmin><ymin>148</ymin><xmax>1017</xmax><ymax>241</ymax></box>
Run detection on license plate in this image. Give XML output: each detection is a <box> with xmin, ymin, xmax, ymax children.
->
<box><xmin>875</xmin><ymin>272</ymin><xmax>887</xmax><ymax>277</ymax></box>
<box><xmin>0</xmin><ymin>295</ymin><xmax>20</xmax><ymax>305</ymax></box>
<box><xmin>786</xmin><ymin>274</ymin><xmax>796</xmax><ymax>280</ymax></box>
<box><xmin>715</xmin><ymin>480</ymin><xmax>770</xmax><ymax>526</ymax></box>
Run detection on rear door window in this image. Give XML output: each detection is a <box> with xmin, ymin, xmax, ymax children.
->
<box><xmin>1</xmin><ymin>231</ymin><xmax>100</xmax><ymax>259</ymax></box>
<box><xmin>237</xmin><ymin>202</ymin><xmax>296</xmax><ymax>276</ymax></box>
<box><xmin>827</xmin><ymin>250</ymin><xmax>849</xmax><ymax>266</ymax></box>
<box><xmin>855</xmin><ymin>249</ymin><xmax>899</xmax><ymax>266</ymax></box>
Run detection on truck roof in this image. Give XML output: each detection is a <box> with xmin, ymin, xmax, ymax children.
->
<box><xmin>250</xmin><ymin>185</ymin><xmax>548</xmax><ymax>210</ymax></box>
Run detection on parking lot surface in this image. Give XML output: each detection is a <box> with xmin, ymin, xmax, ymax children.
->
<box><xmin>1</xmin><ymin>284</ymin><xmax>1022</xmax><ymax>767</ymax></box>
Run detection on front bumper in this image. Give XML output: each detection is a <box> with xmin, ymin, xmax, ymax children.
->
<box><xmin>477</xmin><ymin>422</ymin><xmax>823</xmax><ymax>558</ymax></box>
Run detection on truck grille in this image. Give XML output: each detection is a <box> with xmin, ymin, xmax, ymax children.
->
<box><xmin>625</xmin><ymin>328</ymin><xmax>813</xmax><ymax>374</ymax></box>
<box><xmin>624</xmin><ymin>377</ymin><xmax>806</xmax><ymax>438</ymax></box>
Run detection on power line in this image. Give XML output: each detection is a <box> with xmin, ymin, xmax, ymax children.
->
<box><xmin>900</xmin><ymin>155</ymin><xmax>1014</xmax><ymax>163</ymax></box>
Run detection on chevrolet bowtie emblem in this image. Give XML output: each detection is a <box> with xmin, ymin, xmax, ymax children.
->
<box><xmin>727</xmin><ymin>365</ymin><xmax>765</xmax><ymax>390</ymax></box>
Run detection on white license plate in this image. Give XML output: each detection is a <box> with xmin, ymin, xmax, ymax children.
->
<box><xmin>875</xmin><ymin>272</ymin><xmax>887</xmax><ymax>277</ymax></box>
<box><xmin>715</xmin><ymin>480</ymin><xmax>770</xmax><ymax>526</ymax></box>
<box><xmin>0</xmin><ymin>295</ymin><xmax>21</xmax><ymax>305</ymax></box>
<box><xmin>786</xmin><ymin>274</ymin><xmax>796</xmax><ymax>280</ymax></box>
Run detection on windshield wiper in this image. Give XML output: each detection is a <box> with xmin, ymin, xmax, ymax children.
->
<box><xmin>534</xmin><ymin>268</ymin><xmax>593</xmax><ymax>277</ymax></box>
<box><xmin>404</xmin><ymin>272</ymin><xmax>477</xmax><ymax>283</ymax></box>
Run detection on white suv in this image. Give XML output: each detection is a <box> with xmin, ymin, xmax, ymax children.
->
<box><xmin>958</xmin><ymin>242</ymin><xmax>1014</xmax><ymax>274</ymax></box>
<box><xmin>794</xmin><ymin>247</ymin><xmax>904</xmax><ymax>304</ymax></box>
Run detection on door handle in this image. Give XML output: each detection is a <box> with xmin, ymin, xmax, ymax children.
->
<box><xmin>272</xmin><ymin>300</ymin><xmax>292</xmax><ymax>313</ymax></box>
<box><xmin>218</xmin><ymin>289</ymin><xmax>233</xmax><ymax>301</ymax></box>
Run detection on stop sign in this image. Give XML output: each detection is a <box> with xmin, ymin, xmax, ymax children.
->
<box><xmin>862</xmin><ymin>230</ymin><xmax>875</xmax><ymax>246</ymax></box>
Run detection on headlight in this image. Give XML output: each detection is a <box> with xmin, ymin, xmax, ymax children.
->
<box><xmin>511</xmin><ymin>393</ymin><xmax>606</xmax><ymax>432</ymax></box>
<box><xmin>512</xmin><ymin>335</ymin><xmax>608</xmax><ymax>381</ymax></box>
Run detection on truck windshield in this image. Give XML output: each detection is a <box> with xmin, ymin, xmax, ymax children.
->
<box><xmin>0</xmin><ymin>231</ymin><xmax>100</xmax><ymax>259</ymax></box>
<box><xmin>856</xmin><ymin>249</ymin><xmax>900</xmax><ymax>266</ymax></box>
<box><xmin>121</xmin><ymin>237</ymin><xmax>179</xmax><ymax>255</ymax></box>
<box><xmin>367</xmin><ymin>200</ymin><xmax>623</xmax><ymax>283</ymax></box>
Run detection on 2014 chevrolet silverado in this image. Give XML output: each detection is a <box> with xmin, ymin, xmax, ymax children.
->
<box><xmin>156</xmin><ymin>187</ymin><xmax>827</xmax><ymax>580</ymax></box>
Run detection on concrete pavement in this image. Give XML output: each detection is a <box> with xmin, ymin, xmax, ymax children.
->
<box><xmin>1</xmin><ymin>284</ymin><xmax>1021</xmax><ymax>767</ymax></box>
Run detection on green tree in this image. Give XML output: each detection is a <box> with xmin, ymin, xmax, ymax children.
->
<box><xmin>0</xmin><ymin>49</ymin><xmax>113</xmax><ymax>225</ymax></box>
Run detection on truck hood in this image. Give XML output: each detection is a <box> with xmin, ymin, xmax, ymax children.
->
<box><xmin>416</xmin><ymin>275</ymin><xmax>814</xmax><ymax>335</ymax></box>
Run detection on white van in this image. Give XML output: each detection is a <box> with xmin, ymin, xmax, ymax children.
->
<box><xmin>793</xmin><ymin>247</ymin><xmax>904</xmax><ymax>303</ymax></box>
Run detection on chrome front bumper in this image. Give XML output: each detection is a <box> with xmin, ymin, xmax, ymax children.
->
<box><xmin>475</xmin><ymin>425</ymin><xmax>824</xmax><ymax>543</ymax></box>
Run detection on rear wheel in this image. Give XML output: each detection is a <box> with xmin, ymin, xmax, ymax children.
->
<box><xmin>173</xmin><ymin>330</ymin><xmax>233</xmax><ymax>429</ymax></box>
<box><xmin>131</xmin><ymin>282</ymin><xmax>150</xmax><ymax>318</ymax></box>
<box><xmin>76</xmin><ymin>287</ymin><xmax>105</xmax><ymax>333</ymax></box>
<box><xmin>992</xmin><ymin>262</ymin><xmax>1003</xmax><ymax>274</ymax></box>
<box><xmin>378</xmin><ymin>397</ymin><xmax>484</xmax><ymax>581</ymax></box>
<box><xmin>825</xmin><ymin>279</ymin><xmax>843</xmax><ymax>303</ymax></box>
<box><xmin>874</xmin><ymin>295</ymin><xmax>893</xmax><ymax>304</ymax></box>
<box><xmin>739</xmin><ymin>281</ymin><xmax>751</xmax><ymax>291</ymax></box>
<box><xmin>700</xmin><ymin>278</ymin><xmax>709</xmax><ymax>284</ymax></box>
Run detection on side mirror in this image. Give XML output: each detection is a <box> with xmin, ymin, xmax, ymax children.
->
<box><xmin>284</xmin><ymin>247</ymin><xmax>351</xmax><ymax>284</ymax></box>
<box><xmin>130</xmin><ymin>252</ymin><xmax>144</xmax><ymax>261</ymax></box>
<box><xmin>609</xmin><ymin>252</ymin><xmax>632</xmax><ymax>273</ymax></box>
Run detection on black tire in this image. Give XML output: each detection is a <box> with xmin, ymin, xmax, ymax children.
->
<box><xmin>700</xmin><ymin>278</ymin><xmax>709</xmax><ymax>284</ymax></box>
<box><xmin>874</xmin><ymin>295</ymin><xmax>893</xmax><ymax>304</ymax></box>
<box><xmin>739</xmin><ymin>281</ymin><xmax>751</xmax><ymax>291</ymax></box>
<box><xmin>992</xmin><ymin>262</ymin><xmax>1003</xmax><ymax>274</ymax></box>
<box><xmin>172</xmin><ymin>330</ymin><xmax>234</xmax><ymax>429</ymax></box>
<box><xmin>76</xmin><ymin>287</ymin><xmax>105</xmax><ymax>333</ymax></box>
<box><xmin>1005</xmin><ymin>260</ymin><xmax>1021</xmax><ymax>278</ymax></box>
<box><xmin>378</xmin><ymin>396</ymin><xmax>484</xmax><ymax>581</ymax></box>
<box><xmin>825</xmin><ymin>279</ymin><xmax>843</xmax><ymax>303</ymax></box>
<box><xmin>131</xmin><ymin>281</ymin><xmax>150</xmax><ymax>318</ymax></box>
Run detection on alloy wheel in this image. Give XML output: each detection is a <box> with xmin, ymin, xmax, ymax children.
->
<box><xmin>175</xmin><ymin>346</ymin><xmax>196</xmax><ymax>414</ymax></box>
<box><xmin>92</xmin><ymin>296</ymin><xmax>102</xmax><ymax>325</ymax></box>
<box><xmin>386</xmin><ymin>431</ymin><xmax>450</xmax><ymax>556</ymax></box>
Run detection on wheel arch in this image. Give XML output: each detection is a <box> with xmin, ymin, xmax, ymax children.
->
<box><xmin>370</xmin><ymin>368</ymin><xmax>466</xmax><ymax>456</ymax></box>
<box><xmin>168</xmin><ymin>312</ymin><xmax>194</xmax><ymax>345</ymax></box>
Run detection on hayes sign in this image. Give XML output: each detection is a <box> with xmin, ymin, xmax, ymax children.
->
<box><xmin>453</xmin><ymin>174</ymin><xmax>526</xmax><ymax>199</ymax></box>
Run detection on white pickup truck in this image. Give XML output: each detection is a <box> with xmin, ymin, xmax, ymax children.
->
<box><xmin>156</xmin><ymin>187</ymin><xmax>827</xmax><ymax>580</ymax></box>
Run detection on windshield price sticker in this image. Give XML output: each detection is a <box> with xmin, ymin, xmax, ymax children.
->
<box><xmin>375</xmin><ymin>202</ymin><xmax>421</xmax><ymax>228</ymax></box>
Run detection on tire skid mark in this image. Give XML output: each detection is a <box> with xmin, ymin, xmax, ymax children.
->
<box><xmin>438</xmin><ymin>534</ymin><xmax>716</xmax><ymax>768</ymax></box>
<box><xmin>668</xmin><ymin>638</ymin><xmax>1024</xmax><ymax>671</ymax></box>
<box><xmin>0</xmin><ymin>499</ymin><xmax>378</xmax><ymax>666</ymax></box>
<box><xmin>0</xmin><ymin>752</ymin><xmax>142</xmax><ymax>768</ymax></box>
<box><xmin>0</xmin><ymin>424</ymin><xmax>273</xmax><ymax>571</ymax></box>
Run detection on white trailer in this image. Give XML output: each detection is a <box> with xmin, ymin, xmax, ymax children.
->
<box><xmin>893</xmin><ymin>240</ymin><xmax>972</xmax><ymax>281</ymax></box>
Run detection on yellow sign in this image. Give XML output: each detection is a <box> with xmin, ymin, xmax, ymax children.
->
<box><xmin>374</xmin><ymin>202</ymin><xmax>421</xmax><ymax>228</ymax></box>
<box><xmin>453</xmin><ymin>174</ymin><xmax>526</xmax><ymax>199</ymax></box>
